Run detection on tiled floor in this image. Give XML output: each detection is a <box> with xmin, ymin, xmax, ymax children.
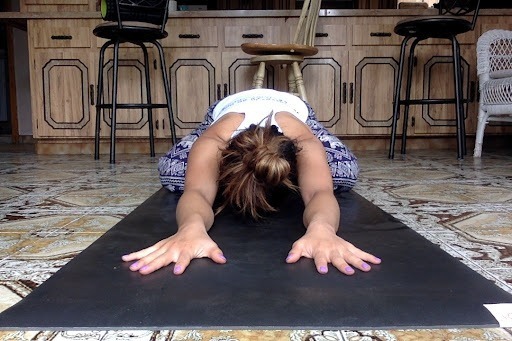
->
<box><xmin>0</xmin><ymin>146</ymin><xmax>512</xmax><ymax>341</ymax></box>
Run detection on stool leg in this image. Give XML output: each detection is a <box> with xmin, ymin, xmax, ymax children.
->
<box><xmin>287</xmin><ymin>64</ymin><xmax>298</xmax><ymax>95</ymax></box>
<box><xmin>139</xmin><ymin>43</ymin><xmax>155</xmax><ymax>157</ymax></box>
<box><xmin>389</xmin><ymin>36</ymin><xmax>412</xmax><ymax>159</ymax></box>
<box><xmin>291</xmin><ymin>61</ymin><xmax>307</xmax><ymax>102</ymax></box>
<box><xmin>95</xmin><ymin>41</ymin><xmax>111</xmax><ymax>160</ymax></box>
<box><xmin>451</xmin><ymin>37</ymin><xmax>465</xmax><ymax>160</ymax></box>
<box><xmin>110</xmin><ymin>41</ymin><xmax>120</xmax><ymax>164</ymax></box>
<box><xmin>401</xmin><ymin>38</ymin><xmax>420</xmax><ymax>155</ymax></box>
<box><xmin>154</xmin><ymin>40</ymin><xmax>176</xmax><ymax>145</ymax></box>
<box><xmin>252</xmin><ymin>62</ymin><xmax>266</xmax><ymax>89</ymax></box>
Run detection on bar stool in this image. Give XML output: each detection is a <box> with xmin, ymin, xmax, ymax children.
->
<box><xmin>389</xmin><ymin>0</ymin><xmax>481</xmax><ymax>160</ymax></box>
<box><xmin>93</xmin><ymin>0</ymin><xmax>177</xmax><ymax>163</ymax></box>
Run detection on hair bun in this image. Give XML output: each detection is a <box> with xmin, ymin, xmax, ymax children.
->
<box><xmin>250</xmin><ymin>148</ymin><xmax>290</xmax><ymax>186</ymax></box>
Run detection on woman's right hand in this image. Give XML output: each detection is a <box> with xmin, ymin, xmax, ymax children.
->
<box><xmin>121</xmin><ymin>228</ymin><xmax>226</xmax><ymax>275</ymax></box>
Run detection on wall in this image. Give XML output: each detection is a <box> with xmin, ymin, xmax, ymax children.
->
<box><xmin>10</xmin><ymin>0</ymin><xmax>32</xmax><ymax>137</ymax></box>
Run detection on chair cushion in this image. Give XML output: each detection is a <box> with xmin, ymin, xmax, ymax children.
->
<box><xmin>394</xmin><ymin>16</ymin><xmax>473</xmax><ymax>39</ymax></box>
<box><xmin>93</xmin><ymin>21</ymin><xmax>168</xmax><ymax>42</ymax></box>
<box><xmin>241</xmin><ymin>43</ymin><xmax>318</xmax><ymax>57</ymax></box>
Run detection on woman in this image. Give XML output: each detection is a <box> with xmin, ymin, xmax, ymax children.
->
<box><xmin>122</xmin><ymin>89</ymin><xmax>381</xmax><ymax>275</ymax></box>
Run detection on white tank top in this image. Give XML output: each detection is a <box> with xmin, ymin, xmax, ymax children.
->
<box><xmin>212</xmin><ymin>89</ymin><xmax>309</xmax><ymax>137</ymax></box>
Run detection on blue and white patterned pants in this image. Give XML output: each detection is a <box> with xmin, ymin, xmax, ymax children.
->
<box><xmin>158</xmin><ymin>101</ymin><xmax>359</xmax><ymax>192</ymax></box>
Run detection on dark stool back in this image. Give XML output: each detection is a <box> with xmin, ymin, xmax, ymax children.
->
<box><xmin>93</xmin><ymin>0</ymin><xmax>177</xmax><ymax>163</ymax></box>
<box><xmin>389</xmin><ymin>0</ymin><xmax>481</xmax><ymax>160</ymax></box>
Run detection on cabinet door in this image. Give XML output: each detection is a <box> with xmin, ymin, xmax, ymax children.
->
<box><xmin>165</xmin><ymin>50</ymin><xmax>221</xmax><ymax>138</ymax></box>
<box><xmin>345</xmin><ymin>47</ymin><xmax>400</xmax><ymax>136</ymax></box>
<box><xmin>302</xmin><ymin>49</ymin><xmax>348</xmax><ymax>135</ymax></box>
<box><xmin>412</xmin><ymin>45</ymin><xmax>478</xmax><ymax>135</ymax></box>
<box><xmin>95</xmin><ymin>46</ymin><xmax>162</xmax><ymax>138</ymax></box>
<box><xmin>221</xmin><ymin>51</ymin><xmax>277</xmax><ymax>97</ymax></box>
<box><xmin>31</xmin><ymin>50</ymin><xmax>95</xmax><ymax>138</ymax></box>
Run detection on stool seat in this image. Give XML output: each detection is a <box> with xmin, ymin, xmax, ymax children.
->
<box><xmin>394</xmin><ymin>16</ymin><xmax>473</xmax><ymax>38</ymax></box>
<box><xmin>93</xmin><ymin>21</ymin><xmax>168</xmax><ymax>42</ymax></box>
<box><xmin>241</xmin><ymin>43</ymin><xmax>318</xmax><ymax>57</ymax></box>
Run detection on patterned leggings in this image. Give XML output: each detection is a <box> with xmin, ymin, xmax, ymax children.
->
<box><xmin>158</xmin><ymin>101</ymin><xmax>359</xmax><ymax>192</ymax></box>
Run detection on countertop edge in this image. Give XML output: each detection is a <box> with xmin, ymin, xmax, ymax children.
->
<box><xmin>1</xmin><ymin>8</ymin><xmax>512</xmax><ymax>20</ymax></box>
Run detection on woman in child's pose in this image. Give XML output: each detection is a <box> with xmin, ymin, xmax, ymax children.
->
<box><xmin>122</xmin><ymin>89</ymin><xmax>381</xmax><ymax>275</ymax></box>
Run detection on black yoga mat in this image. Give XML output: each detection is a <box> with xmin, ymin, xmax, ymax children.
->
<box><xmin>0</xmin><ymin>188</ymin><xmax>511</xmax><ymax>330</ymax></box>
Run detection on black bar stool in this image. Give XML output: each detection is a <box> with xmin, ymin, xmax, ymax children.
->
<box><xmin>93</xmin><ymin>0</ymin><xmax>177</xmax><ymax>163</ymax></box>
<box><xmin>389</xmin><ymin>0</ymin><xmax>481</xmax><ymax>160</ymax></box>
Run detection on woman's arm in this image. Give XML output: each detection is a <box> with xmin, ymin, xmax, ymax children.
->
<box><xmin>122</xmin><ymin>134</ymin><xmax>227</xmax><ymax>275</ymax></box>
<box><xmin>277</xmin><ymin>112</ymin><xmax>381</xmax><ymax>275</ymax></box>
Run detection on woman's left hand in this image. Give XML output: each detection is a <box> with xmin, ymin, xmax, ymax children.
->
<box><xmin>285</xmin><ymin>225</ymin><xmax>381</xmax><ymax>275</ymax></box>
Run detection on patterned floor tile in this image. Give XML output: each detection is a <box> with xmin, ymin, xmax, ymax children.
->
<box><xmin>1</xmin><ymin>148</ymin><xmax>512</xmax><ymax>340</ymax></box>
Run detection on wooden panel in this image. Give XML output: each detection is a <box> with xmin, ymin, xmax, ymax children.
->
<box><xmin>352</xmin><ymin>24</ymin><xmax>402</xmax><ymax>46</ymax></box>
<box><xmin>32</xmin><ymin>20</ymin><xmax>92</xmax><ymax>49</ymax></box>
<box><xmin>225</xmin><ymin>24</ymin><xmax>283</xmax><ymax>47</ymax></box>
<box><xmin>162</xmin><ymin>22</ymin><xmax>219</xmax><ymax>47</ymax></box>
<box><xmin>20</xmin><ymin>0</ymin><xmax>95</xmax><ymax>12</ymax></box>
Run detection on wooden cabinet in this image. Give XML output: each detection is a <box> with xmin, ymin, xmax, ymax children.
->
<box><xmin>29</xmin><ymin>20</ymin><xmax>96</xmax><ymax>138</ymax></box>
<box><xmin>162</xmin><ymin>17</ymin><xmax>285</xmax><ymax>137</ymax></box>
<box><xmin>24</xmin><ymin>10</ymin><xmax>512</xmax><ymax>153</ymax></box>
<box><xmin>20</xmin><ymin>0</ymin><xmax>97</xmax><ymax>12</ymax></box>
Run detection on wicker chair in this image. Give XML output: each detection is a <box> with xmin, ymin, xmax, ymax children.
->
<box><xmin>240</xmin><ymin>0</ymin><xmax>322</xmax><ymax>102</ymax></box>
<box><xmin>474</xmin><ymin>29</ymin><xmax>512</xmax><ymax>157</ymax></box>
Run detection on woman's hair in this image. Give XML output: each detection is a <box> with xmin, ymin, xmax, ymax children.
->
<box><xmin>216</xmin><ymin>122</ymin><xmax>300</xmax><ymax>220</ymax></box>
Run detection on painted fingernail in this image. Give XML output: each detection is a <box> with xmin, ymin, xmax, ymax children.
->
<box><xmin>375</xmin><ymin>257</ymin><xmax>382</xmax><ymax>262</ymax></box>
<box><xmin>362</xmin><ymin>262</ymin><xmax>370</xmax><ymax>270</ymax></box>
<box><xmin>319</xmin><ymin>266</ymin><xmax>328</xmax><ymax>273</ymax></box>
<box><xmin>220</xmin><ymin>254</ymin><xmax>226</xmax><ymax>261</ymax></box>
<box><xmin>345</xmin><ymin>266</ymin><xmax>354</xmax><ymax>273</ymax></box>
<box><xmin>286</xmin><ymin>254</ymin><xmax>292</xmax><ymax>261</ymax></box>
<box><xmin>173</xmin><ymin>265</ymin><xmax>182</xmax><ymax>274</ymax></box>
<box><xmin>140</xmin><ymin>265</ymin><xmax>149</xmax><ymax>272</ymax></box>
<box><xmin>130</xmin><ymin>261</ymin><xmax>139</xmax><ymax>269</ymax></box>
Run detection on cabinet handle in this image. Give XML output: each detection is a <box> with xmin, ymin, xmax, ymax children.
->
<box><xmin>153</xmin><ymin>59</ymin><xmax>157</xmax><ymax>70</ymax></box>
<box><xmin>163</xmin><ymin>119</ymin><xmax>165</xmax><ymax>130</ymax></box>
<box><xmin>411</xmin><ymin>116</ymin><xmax>415</xmax><ymax>127</ymax></box>
<box><xmin>342</xmin><ymin>82</ymin><xmax>347</xmax><ymax>104</ymax></box>
<box><xmin>316</xmin><ymin>32</ymin><xmax>328</xmax><ymax>38</ymax></box>
<box><xmin>90</xmin><ymin>84</ymin><xmax>94</xmax><ymax>105</ymax></box>
<box><xmin>370</xmin><ymin>32</ymin><xmax>392</xmax><ymax>37</ymax></box>
<box><xmin>242</xmin><ymin>34</ymin><xmax>264</xmax><ymax>39</ymax></box>
<box><xmin>155</xmin><ymin>119</ymin><xmax>159</xmax><ymax>130</ymax></box>
<box><xmin>51</xmin><ymin>35</ymin><xmax>72</xmax><ymax>40</ymax></box>
<box><xmin>349</xmin><ymin>83</ymin><xmax>354</xmax><ymax>104</ymax></box>
<box><xmin>217</xmin><ymin>84</ymin><xmax>221</xmax><ymax>100</ymax></box>
<box><xmin>223</xmin><ymin>83</ymin><xmax>228</xmax><ymax>98</ymax></box>
<box><xmin>178</xmin><ymin>34</ymin><xmax>200</xmax><ymax>39</ymax></box>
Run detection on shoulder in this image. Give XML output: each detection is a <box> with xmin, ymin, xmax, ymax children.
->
<box><xmin>203</xmin><ymin>112</ymin><xmax>245</xmax><ymax>142</ymax></box>
<box><xmin>274</xmin><ymin>111</ymin><xmax>314</xmax><ymax>141</ymax></box>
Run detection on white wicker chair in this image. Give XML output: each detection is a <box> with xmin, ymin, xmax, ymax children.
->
<box><xmin>474</xmin><ymin>29</ymin><xmax>512</xmax><ymax>157</ymax></box>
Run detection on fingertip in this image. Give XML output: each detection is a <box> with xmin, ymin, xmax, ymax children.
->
<box><xmin>344</xmin><ymin>266</ymin><xmax>355</xmax><ymax>275</ymax></box>
<box><xmin>209</xmin><ymin>249</ymin><xmax>226</xmax><ymax>264</ymax></box>
<box><xmin>374</xmin><ymin>256</ymin><xmax>382</xmax><ymax>264</ymax></box>
<box><xmin>121</xmin><ymin>254</ymin><xmax>131</xmax><ymax>261</ymax></box>
<box><xmin>173</xmin><ymin>264</ymin><xmax>185</xmax><ymax>275</ymax></box>
<box><xmin>318</xmin><ymin>265</ymin><xmax>328</xmax><ymax>274</ymax></box>
<box><xmin>285</xmin><ymin>253</ymin><xmax>299</xmax><ymax>263</ymax></box>
<box><xmin>139</xmin><ymin>265</ymin><xmax>152</xmax><ymax>275</ymax></box>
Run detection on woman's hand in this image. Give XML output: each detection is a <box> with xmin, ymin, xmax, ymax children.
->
<box><xmin>285</xmin><ymin>224</ymin><xmax>381</xmax><ymax>275</ymax></box>
<box><xmin>121</xmin><ymin>228</ymin><xmax>226</xmax><ymax>275</ymax></box>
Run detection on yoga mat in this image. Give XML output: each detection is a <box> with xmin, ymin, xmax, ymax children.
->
<box><xmin>0</xmin><ymin>188</ymin><xmax>511</xmax><ymax>330</ymax></box>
